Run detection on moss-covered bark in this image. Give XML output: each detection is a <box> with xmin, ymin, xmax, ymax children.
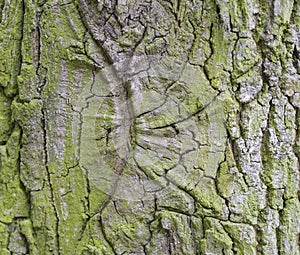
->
<box><xmin>0</xmin><ymin>0</ymin><xmax>300</xmax><ymax>254</ymax></box>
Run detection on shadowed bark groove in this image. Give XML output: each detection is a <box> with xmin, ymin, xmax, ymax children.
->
<box><xmin>0</xmin><ymin>0</ymin><xmax>299</xmax><ymax>254</ymax></box>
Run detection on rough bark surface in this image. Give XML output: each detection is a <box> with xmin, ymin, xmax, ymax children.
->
<box><xmin>0</xmin><ymin>0</ymin><xmax>300</xmax><ymax>254</ymax></box>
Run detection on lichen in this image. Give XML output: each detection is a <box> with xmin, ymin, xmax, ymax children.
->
<box><xmin>1</xmin><ymin>0</ymin><xmax>300</xmax><ymax>254</ymax></box>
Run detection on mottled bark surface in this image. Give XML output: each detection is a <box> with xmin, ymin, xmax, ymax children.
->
<box><xmin>0</xmin><ymin>0</ymin><xmax>300</xmax><ymax>254</ymax></box>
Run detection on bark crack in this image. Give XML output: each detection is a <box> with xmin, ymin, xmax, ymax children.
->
<box><xmin>41</xmin><ymin>107</ymin><xmax>61</xmax><ymax>254</ymax></box>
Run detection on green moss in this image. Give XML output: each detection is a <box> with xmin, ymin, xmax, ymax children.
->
<box><xmin>85</xmin><ymin>243</ymin><xmax>109</xmax><ymax>255</ymax></box>
<box><xmin>3</xmin><ymin>0</ymin><xmax>24</xmax><ymax>97</ymax></box>
<box><xmin>30</xmin><ymin>188</ymin><xmax>58</xmax><ymax>254</ymax></box>
<box><xmin>11</xmin><ymin>99</ymin><xmax>43</xmax><ymax>133</ymax></box>
<box><xmin>193</xmin><ymin>177</ymin><xmax>228</xmax><ymax>219</ymax></box>
<box><xmin>49</xmin><ymin>165</ymin><xmax>89</xmax><ymax>255</ymax></box>
<box><xmin>18</xmin><ymin>64</ymin><xmax>39</xmax><ymax>101</ymax></box>
<box><xmin>0</xmin><ymin>249</ymin><xmax>10</xmax><ymax>255</ymax></box>
<box><xmin>100</xmin><ymin>201</ymin><xmax>151</xmax><ymax>254</ymax></box>
<box><xmin>284</xmin><ymin>154</ymin><xmax>299</xmax><ymax>200</ymax></box>
<box><xmin>178</xmin><ymin>64</ymin><xmax>217</xmax><ymax>110</ymax></box>
<box><xmin>0</xmin><ymin>74</ymin><xmax>10</xmax><ymax>87</ymax></box>
<box><xmin>200</xmin><ymin>217</ymin><xmax>233</xmax><ymax>254</ymax></box>
<box><xmin>0</xmin><ymin>1</ymin><xmax>22</xmax><ymax>92</ymax></box>
<box><xmin>19</xmin><ymin>219</ymin><xmax>38</xmax><ymax>254</ymax></box>
<box><xmin>0</xmin><ymin>88</ymin><xmax>12</xmax><ymax>143</ymax></box>
<box><xmin>0</xmin><ymin>126</ymin><xmax>29</xmax><ymax>224</ymax></box>
<box><xmin>227</xmin><ymin>0</ymin><xmax>260</xmax><ymax>33</ymax></box>
<box><xmin>276</xmin><ymin>198</ymin><xmax>300</xmax><ymax>254</ymax></box>
<box><xmin>146</xmin><ymin>211</ymin><xmax>197</xmax><ymax>254</ymax></box>
<box><xmin>0</xmin><ymin>223</ymin><xmax>9</xmax><ymax>254</ymax></box>
<box><xmin>204</xmin><ymin>25</ymin><xmax>233</xmax><ymax>81</ymax></box>
<box><xmin>164</xmin><ymin>15</ymin><xmax>194</xmax><ymax>59</ymax></box>
<box><xmin>262</xmin><ymin>158</ymin><xmax>287</xmax><ymax>189</ymax></box>
<box><xmin>216</xmin><ymin>161</ymin><xmax>235</xmax><ymax>199</ymax></box>
<box><xmin>222</xmin><ymin>222</ymin><xmax>257</xmax><ymax>255</ymax></box>
<box><xmin>0</xmin><ymin>0</ymin><xmax>298</xmax><ymax>253</ymax></box>
<box><xmin>21</xmin><ymin>1</ymin><xmax>37</xmax><ymax>65</ymax></box>
<box><xmin>39</xmin><ymin>1</ymin><xmax>88</xmax><ymax>65</ymax></box>
<box><xmin>75</xmin><ymin>215</ymin><xmax>115</xmax><ymax>255</ymax></box>
<box><xmin>268</xmin><ymin>188</ymin><xmax>284</xmax><ymax>210</ymax></box>
<box><xmin>274</xmin><ymin>0</ymin><xmax>294</xmax><ymax>25</ymax></box>
<box><xmin>8</xmin><ymin>229</ymin><xmax>28</xmax><ymax>254</ymax></box>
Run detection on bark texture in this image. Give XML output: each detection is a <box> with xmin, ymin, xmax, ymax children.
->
<box><xmin>0</xmin><ymin>0</ymin><xmax>300</xmax><ymax>254</ymax></box>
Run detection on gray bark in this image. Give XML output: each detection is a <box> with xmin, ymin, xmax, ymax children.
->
<box><xmin>0</xmin><ymin>0</ymin><xmax>299</xmax><ymax>254</ymax></box>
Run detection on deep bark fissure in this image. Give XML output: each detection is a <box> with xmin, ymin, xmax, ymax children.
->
<box><xmin>41</xmin><ymin>107</ymin><xmax>61</xmax><ymax>254</ymax></box>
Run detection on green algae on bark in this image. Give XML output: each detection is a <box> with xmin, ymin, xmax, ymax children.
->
<box><xmin>0</xmin><ymin>0</ymin><xmax>299</xmax><ymax>254</ymax></box>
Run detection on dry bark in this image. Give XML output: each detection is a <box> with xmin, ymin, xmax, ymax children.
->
<box><xmin>0</xmin><ymin>0</ymin><xmax>300</xmax><ymax>254</ymax></box>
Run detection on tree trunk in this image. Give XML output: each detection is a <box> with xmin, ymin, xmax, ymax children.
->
<box><xmin>0</xmin><ymin>0</ymin><xmax>299</xmax><ymax>254</ymax></box>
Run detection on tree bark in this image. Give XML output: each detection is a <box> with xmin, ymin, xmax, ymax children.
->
<box><xmin>0</xmin><ymin>0</ymin><xmax>300</xmax><ymax>254</ymax></box>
